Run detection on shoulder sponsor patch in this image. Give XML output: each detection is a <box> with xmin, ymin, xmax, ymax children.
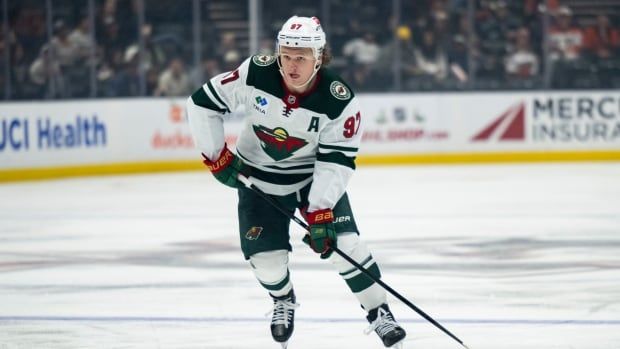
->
<box><xmin>329</xmin><ymin>81</ymin><xmax>351</xmax><ymax>100</ymax></box>
<box><xmin>252</xmin><ymin>55</ymin><xmax>276</xmax><ymax>66</ymax></box>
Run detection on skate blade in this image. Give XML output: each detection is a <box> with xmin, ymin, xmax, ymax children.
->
<box><xmin>280</xmin><ymin>341</ymin><xmax>288</xmax><ymax>349</ymax></box>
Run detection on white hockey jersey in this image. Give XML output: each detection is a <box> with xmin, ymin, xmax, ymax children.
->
<box><xmin>186</xmin><ymin>55</ymin><xmax>363</xmax><ymax>212</ymax></box>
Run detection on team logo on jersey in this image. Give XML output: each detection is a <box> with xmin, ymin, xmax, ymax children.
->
<box><xmin>252</xmin><ymin>55</ymin><xmax>276</xmax><ymax>66</ymax></box>
<box><xmin>245</xmin><ymin>226</ymin><xmax>264</xmax><ymax>240</ymax></box>
<box><xmin>329</xmin><ymin>81</ymin><xmax>351</xmax><ymax>100</ymax></box>
<box><xmin>253</xmin><ymin>125</ymin><xmax>308</xmax><ymax>161</ymax></box>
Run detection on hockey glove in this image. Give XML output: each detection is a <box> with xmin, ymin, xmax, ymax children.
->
<box><xmin>202</xmin><ymin>145</ymin><xmax>246</xmax><ymax>189</ymax></box>
<box><xmin>304</xmin><ymin>208</ymin><xmax>337</xmax><ymax>259</ymax></box>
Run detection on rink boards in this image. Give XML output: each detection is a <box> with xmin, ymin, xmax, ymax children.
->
<box><xmin>1</xmin><ymin>91</ymin><xmax>619</xmax><ymax>181</ymax></box>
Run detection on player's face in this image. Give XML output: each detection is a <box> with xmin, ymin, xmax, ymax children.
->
<box><xmin>279</xmin><ymin>46</ymin><xmax>318</xmax><ymax>92</ymax></box>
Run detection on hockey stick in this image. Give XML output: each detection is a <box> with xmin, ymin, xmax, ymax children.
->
<box><xmin>237</xmin><ymin>175</ymin><xmax>470</xmax><ymax>349</ymax></box>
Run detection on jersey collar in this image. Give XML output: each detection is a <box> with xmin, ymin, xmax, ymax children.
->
<box><xmin>281</xmin><ymin>71</ymin><xmax>322</xmax><ymax>109</ymax></box>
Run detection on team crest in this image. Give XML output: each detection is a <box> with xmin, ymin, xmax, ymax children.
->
<box><xmin>253</xmin><ymin>125</ymin><xmax>308</xmax><ymax>161</ymax></box>
<box><xmin>245</xmin><ymin>227</ymin><xmax>264</xmax><ymax>240</ymax></box>
<box><xmin>329</xmin><ymin>81</ymin><xmax>351</xmax><ymax>100</ymax></box>
<box><xmin>252</xmin><ymin>55</ymin><xmax>276</xmax><ymax>66</ymax></box>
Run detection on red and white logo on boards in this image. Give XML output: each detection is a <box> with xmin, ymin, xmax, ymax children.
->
<box><xmin>471</xmin><ymin>102</ymin><xmax>525</xmax><ymax>141</ymax></box>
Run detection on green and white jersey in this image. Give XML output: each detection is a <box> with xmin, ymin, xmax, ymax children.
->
<box><xmin>186</xmin><ymin>54</ymin><xmax>363</xmax><ymax>211</ymax></box>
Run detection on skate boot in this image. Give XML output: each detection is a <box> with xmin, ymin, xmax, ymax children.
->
<box><xmin>268</xmin><ymin>289</ymin><xmax>299</xmax><ymax>348</ymax></box>
<box><xmin>365</xmin><ymin>304</ymin><xmax>407</xmax><ymax>348</ymax></box>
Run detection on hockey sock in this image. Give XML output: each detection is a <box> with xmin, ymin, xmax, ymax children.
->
<box><xmin>249</xmin><ymin>249</ymin><xmax>293</xmax><ymax>297</ymax></box>
<box><xmin>327</xmin><ymin>233</ymin><xmax>387</xmax><ymax>310</ymax></box>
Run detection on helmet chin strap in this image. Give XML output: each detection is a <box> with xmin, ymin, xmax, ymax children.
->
<box><xmin>277</xmin><ymin>55</ymin><xmax>322</xmax><ymax>90</ymax></box>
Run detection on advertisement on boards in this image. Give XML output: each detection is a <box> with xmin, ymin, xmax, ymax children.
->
<box><xmin>1</xmin><ymin>92</ymin><xmax>618</xmax><ymax>172</ymax></box>
<box><xmin>464</xmin><ymin>92</ymin><xmax>620</xmax><ymax>151</ymax></box>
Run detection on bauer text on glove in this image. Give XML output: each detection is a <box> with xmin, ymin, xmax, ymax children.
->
<box><xmin>305</xmin><ymin>208</ymin><xmax>338</xmax><ymax>258</ymax></box>
<box><xmin>202</xmin><ymin>145</ymin><xmax>246</xmax><ymax>188</ymax></box>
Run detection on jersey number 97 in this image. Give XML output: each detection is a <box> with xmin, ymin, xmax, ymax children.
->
<box><xmin>343</xmin><ymin>112</ymin><xmax>361</xmax><ymax>138</ymax></box>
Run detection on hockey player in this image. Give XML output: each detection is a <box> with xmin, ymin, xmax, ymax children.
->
<box><xmin>186</xmin><ymin>15</ymin><xmax>406</xmax><ymax>348</ymax></box>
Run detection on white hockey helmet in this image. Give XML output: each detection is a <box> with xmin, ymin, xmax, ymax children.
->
<box><xmin>276</xmin><ymin>15</ymin><xmax>326</xmax><ymax>61</ymax></box>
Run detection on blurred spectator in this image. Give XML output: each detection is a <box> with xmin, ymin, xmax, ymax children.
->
<box><xmin>374</xmin><ymin>25</ymin><xmax>418</xmax><ymax>84</ymax></box>
<box><xmin>96</xmin><ymin>61</ymin><xmax>116</xmax><ymax>97</ymax></box>
<box><xmin>430</xmin><ymin>7</ymin><xmax>451</xmax><ymax>49</ymax></box>
<box><xmin>12</xmin><ymin>6</ymin><xmax>47</xmax><ymax>65</ymax></box>
<box><xmin>124</xmin><ymin>24</ymin><xmax>166</xmax><ymax>75</ymax></box>
<box><xmin>524</xmin><ymin>0</ymin><xmax>559</xmax><ymax>15</ymax></box>
<box><xmin>190</xmin><ymin>57</ymin><xmax>222</xmax><ymax>87</ymax></box>
<box><xmin>123</xmin><ymin>23</ymin><xmax>167</xmax><ymax>95</ymax></box>
<box><xmin>69</xmin><ymin>17</ymin><xmax>95</xmax><ymax>61</ymax></box>
<box><xmin>413</xmin><ymin>28</ymin><xmax>449</xmax><ymax>81</ymax></box>
<box><xmin>548</xmin><ymin>6</ymin><xmax>592</xmax><ymax>88</ymax></box>
<box><xmin>583</xmin><ymin>14</ymin><xmax>620</xmax><ymax>88</ymax></box>
<box><xmin>478</xmin><ymin>0</ymin><xmax>523</xmax><ymax>43</ymax></box>
<box><xmin>447</xmin><ymin>13</ymin><xmax>479</xmax><ymax>84</ymax></box>
<box><xmin>49</xmin><ymin>20</ymin><xmax>78</xmax><ymax>68</ymax></box>
<box><xmin>583</xmin><ymin>14</ymin><xmax>620</xmax><ymax>60</ymax></box>
<box><xmin>4</xmin><ymin>1</ymin><xmax>620</xmax><ymax>99</ymax></box>
<box><xmin>343</xmin><ymin>32</ymin><xmax>380</xmax><ymax>66</ymax></box>
<box><xmin>29</xmin><ymin>44</ymin><xmax>66</xmax><ymax>99</ymax></box>
<box><xmin>67</xmin><ymin>17</ymin><xmax>97</xmax><ymax>98</ymax></box>
<box><xmin>548</xmin><ymin>6</ymin><xmax>584</xmax><ymax>61</ymax></box>
<box><xmin>98</xmin><ymin>18</ymin><xmax>126</xmax><ymax>72</ymax></box>
<box><xmin>447</xmin><ymin>34</ymin><xmax>471</xmax><ymax>84</ymax></box>
<box><xmin>4</xmin><ymin>28</ymin><xmax>36</xmax><ymax>99</ymax></box>
<box><xmin>476</xmin><ymin>0</ymin><xmax>521</xmax><ymax>80</ymax></box>
<box><xmin>109</xmin><ymin>45</ymin><xmax>141</xmax><ymax>96</ymax></box>
<box><xmin>505</xmin><ymin>27</ymin><xmax>539</xmax><ymax>78</ymax></box>
<box><xmin>342</xmin><ymin>31</ymin><xmax>381</xmax><ymax>90</ymax></box>
<box><xmin>218</xmin><ymin>31</ymin><xmax>241</xmax><ymax>71</ymax></box>
<box><xmin>102</xmin><ymin>0</ymin><xmax>138</xmax><ymax>45</ymax></box>
<box><xmin>46</xmin><ymin>19</ymin><xmax>79</xmax><ymax>98</ymax></box>
<box><xmin>155</xmin><ymin>57</ymin><xmax>192</xmax><ymax>96</ymax></box>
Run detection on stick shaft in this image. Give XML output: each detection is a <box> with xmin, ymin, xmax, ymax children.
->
<box><xmin>237</xmin><ymin>175</ymin><xmax>469</xmax><ymax>348</ymax></box>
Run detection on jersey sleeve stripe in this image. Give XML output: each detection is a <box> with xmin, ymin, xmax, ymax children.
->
<box><xmin>207</xmin><ymin>81</ymin><xmax>231</xmax><ymax>113</ymax></box>
<box><xmin>190</xmin><ymin>87</ymin><xmax>228</xmax><ymax>113</ymax></box>
<box><xmin>318</xmin><ymin>143</ymin><xmax>358</xmax><ymax>152</ymax></box>
<box><xmin>316</xmin><ymin>152</ymin><xmax>356</xmax><ymax>170</ymax></box>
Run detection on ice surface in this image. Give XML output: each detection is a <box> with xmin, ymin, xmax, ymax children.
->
<box><xmin>1</xmin><ymin>163</ymin><xmax>619</xmax><ymax>348</ymax></box>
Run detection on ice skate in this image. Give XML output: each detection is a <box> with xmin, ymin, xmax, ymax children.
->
<box><xmin>267</xmin><ymin>289</ymin><xmax>299</xmax><ymax>348</ymax></box>
<box><xmin>365</xmin><ymin>304</ymin><xmax>407</xmax><ymax>348</ymax></box>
